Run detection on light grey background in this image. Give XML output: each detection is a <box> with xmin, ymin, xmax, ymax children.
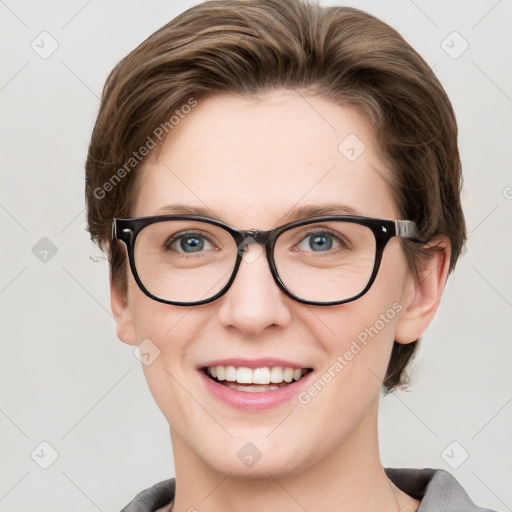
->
<box><xmin>1</xmin><ymin>0</ymin><xmax>511</xmax><ymax>511</ymax></box>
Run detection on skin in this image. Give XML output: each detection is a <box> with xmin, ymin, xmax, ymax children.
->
<box><xmin>111</xmin><ymin>90</ymin><xmax>451</xmax><ymax>512</ymax></box>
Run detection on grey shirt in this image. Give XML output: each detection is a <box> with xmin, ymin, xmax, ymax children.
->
<box><xmin>120</xmin><ymin>468</ymin><xmax>498</xmax><ymax>512</ymax></box>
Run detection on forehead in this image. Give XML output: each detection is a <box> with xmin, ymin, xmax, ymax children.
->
<box><xmin>133</xmin><ymin>90</ymin><xmax>398</xmax><ymax>227</ymax></box>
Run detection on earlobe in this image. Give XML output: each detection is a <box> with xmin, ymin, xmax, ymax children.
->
<box><xmin>110</xmin><ymin>278</ymin><xmax>137</xmax><ymax>346</ymax></box>
<box><xmin>394</xmin><ymin>237</ymin><xmax>451</xmax><ymax>345</ymax></box>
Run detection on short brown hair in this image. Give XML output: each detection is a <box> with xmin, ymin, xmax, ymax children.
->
<box><xmin>85</xmin><ymin>0</ymin><xmax>466</xmax><ymax>393</ymax></box>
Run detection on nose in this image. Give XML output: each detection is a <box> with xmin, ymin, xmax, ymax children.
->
<box><xmin>216</xmin><ymin>243</ymin><xmax>292</xmax><ymax>336</ymax></box>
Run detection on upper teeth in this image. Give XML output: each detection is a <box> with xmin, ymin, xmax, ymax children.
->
<box><xmin>206</xmin><ymin>366</ymin><xmax>306</xmax><ymax>385</ymax></box>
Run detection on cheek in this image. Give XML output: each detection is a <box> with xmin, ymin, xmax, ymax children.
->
<box><xmin>127</xmin><ymin>292</ymin><xmax>210</xmax><ymax>426</ymax></box>
<box><xmin>302</xmin><ymin>247</ymin><xmax>409</xmax><ymax>392</ymax></box>
<box><xmin>304</xmin><ymin>302</ymin><xmax>399</xmax><ymax>399</ymax></box>
<box><xmin>125</xmin><ymin>273</ymin><xmax>202</xmax><ymax>379</ymax></box>
<box><xmin>126</xmin><ymin>264</ymin><xmax>201</xmax><ymax>345</ymax></box>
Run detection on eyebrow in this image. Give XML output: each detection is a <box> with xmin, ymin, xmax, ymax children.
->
<box><xmin>154</xmin><ymin>203</ymin><xmax>365</xmax><ymax>225</ymax></box>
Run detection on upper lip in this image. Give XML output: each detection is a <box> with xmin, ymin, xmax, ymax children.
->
<box><xmin>198</xmin><ymin>358</ymin><xmax>312</xmax><ymax>370</ymax></box>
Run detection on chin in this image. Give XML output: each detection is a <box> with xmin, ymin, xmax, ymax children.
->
<box><xmin>201</xmin><ymin>435</ymin><xmax>317</xmax><ymax>481</ymax></box>
<box><xmin>211</xmin><ymin>455</ymin><xmax>310</xmax><ymax>481</ymax></box>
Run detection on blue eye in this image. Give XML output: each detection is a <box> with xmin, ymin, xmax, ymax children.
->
<box><xmin>166</xmin><ymin>232</ymin><xmax>214</xmax><ymax>253</ymax></box>
<box><xmin>297</xmin><ymin>231</ymin><xmax>341</xmax><ymax>252</ymax></box>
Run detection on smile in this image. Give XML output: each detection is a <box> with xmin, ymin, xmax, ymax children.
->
<box><xmin>197</xmin><ymin>358</ymin><xmax>315</xmax><ymax>410</ymax></box>
<box><xmin>203</xmin><ymin>365</ymin><xmax>313</xmax><ymax>392</ymax></box>
<box><xmin>204</xmin><ymin>365</ymin><xmax>313</xmax><ymax>391</ymax></box>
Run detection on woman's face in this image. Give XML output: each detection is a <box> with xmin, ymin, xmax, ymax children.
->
<box><xmin>114</xmin><ymin>90</ymin><xmax>418</xmax><ymax>478</ymax></box>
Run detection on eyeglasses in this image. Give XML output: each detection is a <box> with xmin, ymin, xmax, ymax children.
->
<box><xmin>112</xmin><ymin>214</ymin><xmax>423</xmax><ymax>307</ymax></box>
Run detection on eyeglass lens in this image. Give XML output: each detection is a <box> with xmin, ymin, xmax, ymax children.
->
<box><xmin>133</xmin><ymin>219</ymin><xmax>377</xmax><ymax>304</ymax></box>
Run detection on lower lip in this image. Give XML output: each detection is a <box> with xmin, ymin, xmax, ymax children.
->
<box><xmin>199</xmin><ymin>370</ymin><xmax>314</xmax><ymax>411</ymax></box>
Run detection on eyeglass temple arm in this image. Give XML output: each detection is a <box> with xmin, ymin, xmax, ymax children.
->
<box><xmin>111</xmin><ymin>219</ymin><xmax>127</xmax><ymax>242</ymax></box>
<box><xmin>394</xmin><ymin>220</ymin><xmax>425</xmax><ymax>242</ymax></box>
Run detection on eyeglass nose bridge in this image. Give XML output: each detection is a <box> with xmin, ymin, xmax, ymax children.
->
<box><xmin>235</xmin><ymin>229</ymin><xmax>273</xmax><ymax>253</ymax></box>
<box><xmin>229</xmin><ymin>228</ymin><xmax>285</xmax><ymax>298</ymax></box>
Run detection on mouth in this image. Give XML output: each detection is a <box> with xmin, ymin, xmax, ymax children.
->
<box><xmin>201</xmin><ymin>365</ymin><xmax>314</xmax><ymax>393</ymax></box>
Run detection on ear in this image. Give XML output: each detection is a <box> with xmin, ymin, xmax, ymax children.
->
<box><xmin>394</xmin><ymin>237</ymin><xmax>451</xmax><ymax>344</ymax></box>
<box><xmin>110</xmin><ymin>278</ymin><xmax>137</xmax><ymax>346</ymax></box>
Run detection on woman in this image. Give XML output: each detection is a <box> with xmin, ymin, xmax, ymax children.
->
<box><xmin>85</xmin><ymin>1</ymin><xmax>497</xmax><ymax>511</ymax></box>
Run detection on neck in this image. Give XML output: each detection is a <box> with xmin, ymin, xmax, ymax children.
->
<box><xmin>169</xmin><ymin>398</ymin><xmax>418</xmax><ymax>512</ymax></box>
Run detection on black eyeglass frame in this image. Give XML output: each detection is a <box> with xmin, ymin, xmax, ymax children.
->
<box><xmin>112</xmin><ymin>214</ymin><xmax>424</xmax><ymax>307</ymax></box>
